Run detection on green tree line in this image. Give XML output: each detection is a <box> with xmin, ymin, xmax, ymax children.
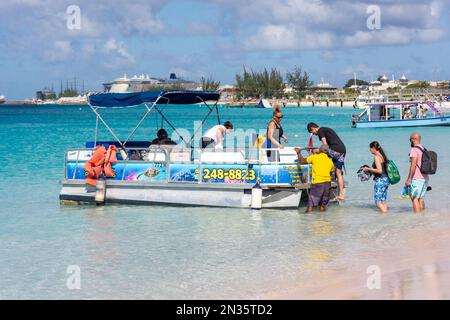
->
<box><xmin>235</xmin><ymin>66</ymin><xmax>313</xmax><ymax>100</ymax></box>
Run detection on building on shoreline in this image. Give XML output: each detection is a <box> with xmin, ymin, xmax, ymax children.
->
<box><xmin>308</xmin><ymin>80</ymin><xmax>340</xmax><ymax>99</ymax></box>
<box><xmin>36</xmin><ymin>88</ymin><xmax>57</xmax><ymax>101</ymax></box>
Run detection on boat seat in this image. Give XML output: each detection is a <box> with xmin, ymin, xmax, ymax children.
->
<box><xmin>200</xmin><ymin>151</ymin><xmax>245</xmax><ymax>163</ymax></box>
<box><xmin>260</xmin><ymin>147</ymin><xmax>299</xmax><ymax>164</ymax></box>
<box><xmin>169</xmin><ymin>150</ymin><xmax>191</xmax><ymax>162</ymax></box>
<box><xmin>143</xmin><ymin>150</ymin><xmax>167</xmax><ymax>162</ymax></box>
<box><xmin>279</xmin><ymin>147</ymin><xmax>299</xmax><ymax>163</ymax></box>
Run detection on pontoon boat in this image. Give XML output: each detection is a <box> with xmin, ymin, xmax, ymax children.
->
<box><xmin>352</xmin><ymin>101</ymin><xmax>450</xmax><ymax>128</ymax></box>
<box><xmin>60</xmin><ymin>90</ymin><xmax>333</xmax><ymax>209</ymax></box>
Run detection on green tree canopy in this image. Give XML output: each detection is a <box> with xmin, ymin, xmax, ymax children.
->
<box><xmin>405</xmin><ymin>81</ymin><xmax>430</xmax><ymax>89</ymax></box>
<box><xmin>200</xmin><ymin>77</ymin><xmax>221</xmax><ymax>91</ymax></box>
<box><xmin>235</xmin><ymin>67</ymin><xmax>285</xmax><ymax>99</ymax></box>
<box><xmin>286</xmin><ymin>66</ymin><xmax>313</xmax><ymax>99</ymax></box>
<box><xmin>343</xmin><ymin>79</ymin><xmax>369</xmax><ymax>88</ymax></box>
<box><xmin>59</xmin><ymin>88</ymin><xmax>78</xmax><ymax>98</ymax></box>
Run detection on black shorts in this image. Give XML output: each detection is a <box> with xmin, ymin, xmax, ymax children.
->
<box><xmin>201</xmin><ymin>137</ymin><xmax>215</xmax><ymax>149</ymax></box>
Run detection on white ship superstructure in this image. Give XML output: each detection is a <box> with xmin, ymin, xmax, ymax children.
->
<box><xmin>103</xmin><ymin>74</ymin><xmax>161</xmax><ymax>93</ymax></box>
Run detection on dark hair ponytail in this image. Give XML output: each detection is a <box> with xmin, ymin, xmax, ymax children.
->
<box><xmin>273</xmin><ymin>104</ymin><xmax>281</xmax><ymax>115</ymax></box>
<box><xmin>223</xmin><ymin>121</ymin><xmax>233</xmax><ymax>129</ymax></box>
<box><xmin>370</xmin><ymin>141</ymin><xmax>389</xmax><ymax>166</ymax></box>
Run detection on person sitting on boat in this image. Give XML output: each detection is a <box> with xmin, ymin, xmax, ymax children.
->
<box><xmin>307</xmin><ymin>122</ymin><xmax>346</xmax><ymax>201</ymax></box>
<box><xmin>266</xmin><ymin>105</ymin><xmax>288</xmax><ymax>161</ymax></box>
<box><xmin>150</xmin><ymin>128</ymin><xmax>177</xmax><ymax>146</ymax></box>
<box><xmin>201</xmin><ymin>121</ymin><xmax>233</xmax><ymax>149</ymax></box>
<box><xmin>418</xmin><ymin>105</ymin><xmax>427</xmax><ymax>118</ymax></box>
<box><xmin>295</xmin><ymin>144</ymin><xmax>334</xmax><ymax>213</ymax></box>
<box><xmin>403</xmin><ymin>107</ymin><xmax>412</xmax><ymax>119</ymax></box>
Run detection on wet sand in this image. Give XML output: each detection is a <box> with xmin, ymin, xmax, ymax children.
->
<box><xmin>264</xmin><ymin>217</ymin><xmax>450</xmax><ymax>300</ymax></box>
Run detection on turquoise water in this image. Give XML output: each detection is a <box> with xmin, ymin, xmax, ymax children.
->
<box><xmin>0</xmin><ymin>105</ymin><xmax>449</xmax><ymax>299</ymax></box>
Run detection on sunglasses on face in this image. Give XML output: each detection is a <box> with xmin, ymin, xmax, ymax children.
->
<box><xmin>276</xmin><ymin>115</ymin><xmax>283</xmax><ymax>119</ymax></box>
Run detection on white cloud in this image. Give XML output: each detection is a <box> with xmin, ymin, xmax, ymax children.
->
<box><xmin>43</xmin><ymin>41</ymin><xmax>74</xmax><ymax>62</ymax></box>
<box><xmin>0</xmin><ymin>0</ymin><xmax>169</xmax><ymax>66</ymax></box>
<box><xmin>209</xmin><ymin>0</ymin><xmax>449</xmax><ymax>51</ymax></box>
<box><xmin>344</xmin><ymin>27</ymin><xmax>445</xmax><ymax>47</ymax></box>
<box><xmin>103</xmin><ymin>39</ymin><xmax>135</xmax><ymax>68</ymax></box>
<box><xmin>243</xmin><ymin>24</ymin><xmax>334</xmax><ymax>51</ymax></box>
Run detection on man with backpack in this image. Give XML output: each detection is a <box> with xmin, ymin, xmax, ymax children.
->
<box><xmin>405</xmin><ymin>132</ymin><xmax>437</xmax><ymax>213</ymax></box>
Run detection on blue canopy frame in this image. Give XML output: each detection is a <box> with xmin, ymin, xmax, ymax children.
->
<box><xmin>88</xmin><ymin>90</ymin><xmax>220</xmax><ymax>108</ymax></box>
<box><xmin>86</xmin><ymin>90</ymin><xmax>222</xmax><ymax>152</ymax></box>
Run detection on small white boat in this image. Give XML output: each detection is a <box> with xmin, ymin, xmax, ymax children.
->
<box><xmin>352</xmin><ymin>101</ymin><xmax>450</xmax><ymax>128</ymax></box>
<box><xmin>0</xmin><ymin>95</ymin><xmax>5</xmax><ymax>104</ymax></box>
<box><xmin>36</xmin><ymin>100</ymin><xmax>57</xmax><ymax>105</ymax></box>
<box><xmin>60</xmin><ymin>90</ymin><xmax>334</xmax><ymax>209</ymax></box>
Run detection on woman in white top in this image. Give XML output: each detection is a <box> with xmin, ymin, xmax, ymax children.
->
<box><xmin>201</xmin><ymin>121</ymin><xmax>233</xmax><ymax>149</ymax></box>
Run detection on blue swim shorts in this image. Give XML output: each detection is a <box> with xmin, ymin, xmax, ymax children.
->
<box><xmin>374</xmin><ymin>176</ymin><xmax>389</xmax><ymax>203</ymax></box>
<box><xmin>410</xmin><ymin>179</ymin><xmax>428</xmax><ymax>200</ymax></box>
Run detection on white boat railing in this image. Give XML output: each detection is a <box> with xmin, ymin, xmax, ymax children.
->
<box><xmin>354</xmin><ymin>101</ymin><xmax>442</xmax><ymax>124</ymax></box>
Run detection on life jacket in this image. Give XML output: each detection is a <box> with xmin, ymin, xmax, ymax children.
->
<box><xmin>83</xmin><ymin>145</ymin><xmax>118</xmax><ymax>186</ymax></box>
<box><xmin>104</xmin><ymin>145</ymin><xmax>118</xmax><ymax>178</ymax></box>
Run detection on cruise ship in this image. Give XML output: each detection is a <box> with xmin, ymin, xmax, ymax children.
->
<box><xmin>102</xmin><ymin>73</ymin><xmax>199</xmax><ymax>93</ymax></box>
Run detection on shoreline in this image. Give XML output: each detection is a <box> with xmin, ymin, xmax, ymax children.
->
<box><xmin>3</xmin><ymin>100</ymin><xmax>450</xmax><ymax>109</ymax></box>
<box><xmin>262</xmin><ymin>218</ymin><xmax>450</xmax><ymax>300</ymax></box>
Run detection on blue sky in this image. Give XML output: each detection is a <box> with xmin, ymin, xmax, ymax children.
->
<box><xmin>0</xmin><ymin>0</ymin><xmax>449</xmax><ymax>100</ymax></box>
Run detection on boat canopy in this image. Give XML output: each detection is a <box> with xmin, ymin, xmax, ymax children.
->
<box><xmin>88</xmin><ymin>90</ymin><xmax>221</xmax><ymax>108</ymax></box>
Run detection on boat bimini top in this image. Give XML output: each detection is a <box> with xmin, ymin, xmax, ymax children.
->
<box><xmin>87</xmin><ymin>90</ymin><xmax>222</xmax><ymax>151</ymax></box>
<box><xmin>88</xmin><ymin>90</ymin><xmax>220</xmax><ymax>108</ymax></box>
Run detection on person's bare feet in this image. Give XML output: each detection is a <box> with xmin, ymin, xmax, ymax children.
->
<box><xmin>320</xmin><ymin>205</ymin><xmax>327</xmax><ymax>212</ymax></box>
<box><xmin>305</xmin><ymin>206</ymin><xmax>314</xmax><ymax>213</ymax></box>
<box><xmin>330</xmin><ymin>196</ymin><xmax>344</xmax><ymax>202</ymax></box>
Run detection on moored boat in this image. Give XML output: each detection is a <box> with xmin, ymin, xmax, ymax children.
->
<box><xmin>60</xmin><ymin>90</ymin><xmax>333</xmax><ymax>209</ymax></box>
<box><xmin>352</xmin><ymin>101</ymin><xmax>450</xmax><ymax>128</ymax></box>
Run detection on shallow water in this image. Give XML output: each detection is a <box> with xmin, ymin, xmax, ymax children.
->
<box><xmin>0</xmin><ymin>105</ymin><xmax>449</xmax><ymax>299</ymax></box>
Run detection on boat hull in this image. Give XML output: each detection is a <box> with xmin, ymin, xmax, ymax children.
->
<box><xmin>354</xmin><ymin>116</ymin><xmax>450</xmax><ymax>128</ymax></box>
<box><xmin>60</xmin><ymin>179</ymin><xmax>307</xmax><ymax>209</ymax></box>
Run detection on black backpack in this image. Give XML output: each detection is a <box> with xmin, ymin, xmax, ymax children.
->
<box><xmin>414</xmin><ymin>146</ymin><xmax>437</xmax><ymax>175</ymax></box>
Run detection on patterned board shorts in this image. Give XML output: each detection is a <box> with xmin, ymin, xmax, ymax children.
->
<box><xmin>328</xmin><ymin>149</ymin><xmax>346</xmax><ymax>171</ymax></box>
<box><xmin>374</xmin><ymin>176</ymin><xmax>389</xmax><ymax>203</ymax></box>
<box><xmin>411</xmin><ymin>179</ymin><xmax>428</xmax><ymax>199</ymax></box>
<box><xmin>308</xmin><ymin>182</ymin><xmax>331</xmax><ymax>207</ymax></box>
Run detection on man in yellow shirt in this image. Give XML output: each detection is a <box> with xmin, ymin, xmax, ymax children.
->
<box><xmin>295</xmin><ymin>145</ymin><xmax>334</xmax><ymax>213</ymax></box>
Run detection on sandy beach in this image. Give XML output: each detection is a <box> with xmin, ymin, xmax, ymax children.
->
<box><xmin>264</xmin><ymin>213</ymin><xmax>450</xmax><ymax>300</ymax></box>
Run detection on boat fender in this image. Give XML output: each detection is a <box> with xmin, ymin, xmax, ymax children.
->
<box><xmin>95</xmin><ymin>179</ymin><xmax>106</xmax><ymax>204</ymax></box>
<box><xmin>251</xmin><ymin>182</ymin><xmax>262</xmax><ymax>210</ymax></box>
